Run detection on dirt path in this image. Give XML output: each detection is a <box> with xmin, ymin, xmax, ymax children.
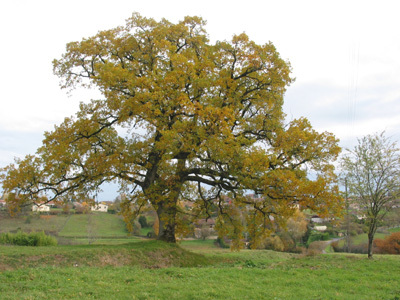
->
<box><xmin>321</xmin><ymin>237</ymin><xmax>344</xmax><ymax>253</ymax></box>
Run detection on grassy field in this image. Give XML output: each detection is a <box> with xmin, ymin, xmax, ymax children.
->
<box><xmin>0</xmin><ymin>240</ymin><xmax>400</xmax><ymax>299</ymax></box>
<box><xmin>0</xmin><ymin>213</ymin><xmax>70</xmax><ymax>234</ymax></box>
<box><xmin>335</xmin><ymin>231</ymin><xmax>395</xmax><ymax>250</ymax></box>
<box><xmin>0</xmin><ymin>211</ymin><xmax>133</xmax><ymax>245</ymax></box>
<box><xmin>59</xmin><ymin>213</ymin><xmax>128</xmax><ymax>238</ymax></box>
<box><xmin>1</xmin><ymin>213</ymin><xmax>400</xmax><ymax>299</ymax></box>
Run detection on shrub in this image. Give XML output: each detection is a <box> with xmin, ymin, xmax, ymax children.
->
<box><xmin>331</xmin><ymin>240</ymin><xmax>368</xmax><ymax>254</ymax></box>
<box><xmin>0</xmin><ymin>231</ymin><xmax>57</xmax><ymax>246</ymax></box>
<box><xmin>306</xmin><ymin>241</ymin><xmax>326</xmax><ymax>255</ymax></box>
<box><xmin>374</xmin><ymin>232</ymin><xmax>400</xmax><ymax>254</ymax></box>
<box><xmin>138</xmin><ymin>215</ymin><xmax>148</xmax><ymax>228</ymax></box>
<box><xmin>25</xmin><ymin>215</ymin><xmax>32</xmax><ymax>224</ymax></box>
<box><xmin>215</xmin><ymin>237</ymin><xmax>230</xmax><ymax>248</ymax></box>
<box><xmin>75</xmin><ymin>203</ymin><xmax>90</xmax><ymax>214</ymax></box>
<box><xmin>263</xmin><ymin>235</ymin><xmax>285</xmax><ymax>252</ymax></box>
<box><xmin>307</xmin><ymin>232</ymin><xmax>330</xmax><ymax>246</ymax></box>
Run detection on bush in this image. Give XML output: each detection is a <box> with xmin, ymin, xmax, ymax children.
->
<box><xmin>331</xmin><ymin>240</ymin><xmax>368</xmax><ymax>254</ymax></box>
<box><xmin>263</xmin><ymin>236</ymin><xmax>285</xmax><ymax>252</ymax></box>
<box><xmin>307</xmin><ymin>232</ymin><xmax>330</xmax><ymax>246</ymax></box>
<box><xmin>374</xmin><ymin>232</ymin><xmax>400</xmax><ymax>254</ymax></box>
<box><xmin>147</xmin><ymin>231</ymin><xmax>155</xmax><ymax>238</ymax></box>
<box><xmin>215</xmin><ymin>237</ymin><xmax>230</xmax><ymax>248</ymax></box>
<box><xmin>138</xmin><ymin>215</ymin><xmax>148</xmax><ymax>228</ymax></box>
<box><xmin>0</xmin><ymin>231</ymin><xmax>58</xmax><ymax>246</ymax></box>
<box><xmin>304</xmin><ymin>241</ymin><xmax>326</xmax><ymax>256</ymax></box>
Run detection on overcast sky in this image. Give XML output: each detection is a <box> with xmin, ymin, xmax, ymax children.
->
<box><xmin>1</xmin><ymin>0</ymin><xmax>399</xmax><ymax>200</ymax></box>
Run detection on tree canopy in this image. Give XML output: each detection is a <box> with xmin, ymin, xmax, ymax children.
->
<box><xmin>1</xmin><ymin>13</ymin><xmax>342</xmax><ymax>245</ymax></box>
<box><xmin>341</xmin><ymin>132</ymin><xmax>400</xmax><ymax>258</ymax></box>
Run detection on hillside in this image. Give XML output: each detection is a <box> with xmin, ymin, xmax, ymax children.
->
<box><xmin>0</xmin><ymin>240</ymin><xmax>399</xmax><ymax>299</ymax></box>
<box><xmin>0</xmin><ymin>211</ymin><xmax>133</xmax><ymax>245</ymax></box>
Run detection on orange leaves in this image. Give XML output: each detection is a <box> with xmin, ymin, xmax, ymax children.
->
<box><xmin>374</xmin><ymin>232</ymin><xmax>400</xmax><ymax>254</ymax></box>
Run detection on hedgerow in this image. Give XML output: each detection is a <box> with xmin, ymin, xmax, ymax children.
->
<box><xmin>0</xmin><ymin>231</ymin><xmax>57</xmax><ymax>246</ymax></box>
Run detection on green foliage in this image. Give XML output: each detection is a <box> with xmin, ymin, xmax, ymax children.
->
<box><xmin>306</xmin><ymin>231</ymin><xmax>331</xmax><ymax>246</ymax></box>
<box><xmin>259</xmin><ymin>235</ymin><xmax>285</xmax><ymax>251</ymax></box>
<box><xmin>138</xmin><ymin>215</ymin><xmax>148</xmax><ymax>228</ymax></box>
<box><xmin>215</xmin><ymin>237</ymin><xmax>230</xmax><ymax>248</ymax></box>
<box><xmin>0</xmin><ymin>231</ymin><xmax>57</xmax><ymax>246</ymax></box>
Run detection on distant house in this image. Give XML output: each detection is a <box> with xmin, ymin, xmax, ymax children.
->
<box><xmin>0</xmin><ymin>200</ymin><xmax>6</xmax><ymax>207</ymax></box>
<box><xmin>194</xmin><ymin>218</ymin><xmax>215</xmax><ymax>229</ymax></box>
<box><xmin>91</xmin><ymin>203</ymin><xmax>108</xmax><ymax>212</ymax></box>
<box><xmin>314</xmin><ymin>225</ymin><xmax>327</xmax><ymax>232</ymax></box>
<box><xmin>311</xmin><ymin>215</ymin><xmax>324</xmax><ymax>223</ymax></box>
<box><xmin>32</xmin><ymin>204</ymin><xmax>50</xmax><ymax>212</ymax></box>
<box><xmin>194</xmin><ymin>218</ymin><xmax>216</xmax><ymax>239</ymax></box>
<box><xmin>46</xmin><ymin>201</ymin><xmax>57</xmax><ymax>208</ymax></box>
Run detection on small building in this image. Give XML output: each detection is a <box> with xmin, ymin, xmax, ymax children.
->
<box><xmin>314</xmin><ymin>225</ymin><xmax>327</xmax><ymax>232</ymax></box>
<box><xmin>311</xmin><ymin>215</ymin><xmax>324</xmax><ymax>223</ymax></box>
<box><xmin>32</xmin><ymin>204</ymin><xmax>50</xmax><ymax>212</ymax></box>
<box><xmin>91</xmin><ymin>203</ymin><xmax>108</xmax><ymax>212</ymax></box>
<box><xmin>194</xmin><ymin>218</ymin><xmax>216</xmax><ymax>239</ymax></box>
<box><xmin>194</xmin><ymin>218</ymin><xmax>215</xmax><ymax>229</ymax></box>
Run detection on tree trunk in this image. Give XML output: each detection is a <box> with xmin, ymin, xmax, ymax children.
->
<box><xmin>156</xmin><ymin>201</ymin><xmax>177</xmax><ymax>243</ymax></box>
<box><xmin>367</xmin><ymin>218</ymin><xmax>377</xmax><ymax>259</ymax></box>
<box><xmin>150</xmin><ymin>159</ymin><xmax>185</xmax><ymax>243</ymax></box>
<box><xmin>367</xmin><ymin>232</ymin><xmax>374</xmax><ymax>259</ymax></box>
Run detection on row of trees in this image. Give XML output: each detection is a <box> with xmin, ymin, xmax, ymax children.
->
<box><xmin>0</xmin><ymin>13</ymin><xmax>399</xmax><ymax>258</ymax></box>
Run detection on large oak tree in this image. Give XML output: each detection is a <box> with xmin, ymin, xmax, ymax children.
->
<box><xmin>1</xmin><ymin>14</ymin><xmax>342</xmax><ymax>244</ymax></box>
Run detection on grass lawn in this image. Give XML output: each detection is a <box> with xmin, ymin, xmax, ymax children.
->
<box><xmin>59</xmin><ymin>213</ymin><xmax>128</xmax><ymax>238</ymax></box>
<box><xmin>2</xmin><ymin>214</ymin><xmax>400</xmax><ymax>299</ymax></box>
<box><xmin>0</xmin><ymin>213</ymin><xmax>70</xmax><ymax>234</ymax></box>
<box><xmin>335</xmin><ymin>232</ymin><xmax>390</xmax><ymax>249</ymax></box>
<box><xmin>140</xmin><ymin>227</ymin><xmax>153</xmax><ymax>236</ymax></box>
<box><xmin>0</xmin><ymin>211</ymin><xmax>131</xmax><ymax>245</ymax></box>
<box><xmin>350</xmin><ymin>232</ymin><xmax>387</xmax><ymax>245</ymax></box>
<box><xmin>389</xmin><ymin>227</ymin><xmax>400</xmax><ymax>233</ymax></box>
<box><xmin>1</xmin><ymin>240</ymin><xmax>400</xmax><ymax>299</ymax></box>
<box><xmin>180</xmin><ymin>239</ymin><xmax>221</xmax><ymax>252</ymax></box>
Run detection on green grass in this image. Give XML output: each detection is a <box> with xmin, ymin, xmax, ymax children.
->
<box><xmin>180</xmin><ymin>239</ymin><xmax>221</xmax><ymax>253</ymax></box>
<box><xmin>389</xmin><ymin>227</ymin><xmax>400</xmax><ymax>233</ymax></box>
<box><xmin>336</xmin><ymin>232</ymin><xmax>390</xmax><ymax>249</ymax></box>
<box><xmin>0</xmin><ymin>242</ymin><xmax>399</xmax><ymax>299</ymax></box>
<box><xmin>0</xmin><ymin>213</ymin><xmax>70</xmax><ymax>234</ymax></box>
<box><xmin>59</xmin><ymin>213</ymin><xmax>128</xmax><ymax>238</ymax></box>
<box><xmin>0</xmin><ymin>241</ymin><xmax>212</xmax><ymax>270</ymax></box>
<box><xmin>2</xmin><ymin>214</ymin><xmax>400</xmax><ymax>299</ymax></box>
<box><xmin>140</xmin><ymin>227</ymin><xmax>153</xmax><ymax>236</ymax></box>
<box><xmin>351</xmin><ymin>232</ymin><xmax>387</xmax><ymax>244</ymax></box>
<box><xmin>0</xmin><ymin>211</ymin><xmax>131</xmax><ymax>245</ymax></box>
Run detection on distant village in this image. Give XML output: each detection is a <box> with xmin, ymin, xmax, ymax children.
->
<box><xmin>1</xmin><ymin>192</ymin><xmax>399</xmax><ymax>246</ymax></box>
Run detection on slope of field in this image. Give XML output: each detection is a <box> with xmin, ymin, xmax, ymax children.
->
<box><xmin>1</xmin><ymin>213</ymin><xmax>400</xmax><ymax>299</ymax></box>
<box><xmin>0</xmin><ymin>212</ymin><xmax>69</xmax><ymax>234</ymax></box>
<box><xmin>0</xmin><ymin>240</ymin><xmax>400</xmax><ymax>299</ymax></box>
<box><xmin>59</xmin><ymin>213</ymin><xmax>128</xmax><ymax>238</ymax></box>
<box><xmin>0</xmin><ymin>211</ymin><xmax>133</xmax><ymax>245</ymax></box>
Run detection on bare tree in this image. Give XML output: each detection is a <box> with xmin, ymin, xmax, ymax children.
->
<box><xmin>341</xmin><ymin>132</ymin><xmax>400</xmax><ymax>258</ymax></box>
